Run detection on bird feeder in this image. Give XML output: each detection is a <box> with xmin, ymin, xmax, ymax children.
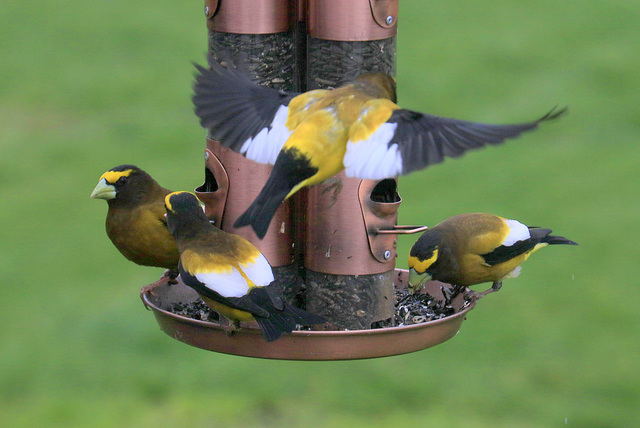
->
<box><xmin>196</xmin><ymin>0</ymin><xmax>303</xmax><ymax>298</ymax></box>
<box><xmin>142</xmin><ymin>0</ymin><xmax>477</xmax><ymax>360</ymax></box>
<box><xmin>204</xmin><ymin>0</ymin><xmax>294</xmax><ymax>90</ymax></box>
<box><xmin>303</xmin><ymin>0</ymin><xmax>400</xmax><ymax>329</ymax></box>
<box><xmin>306</xmin><ymin>0</ymin><xmax>397</xmax><ymax>89</ymax></box>
<box><xmin>142</xmin><ymin>269</ymin><xmax>475</xmax><ymax>360</ymax></box>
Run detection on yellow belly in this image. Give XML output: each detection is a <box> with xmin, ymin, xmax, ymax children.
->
<box><xmin>201</xmin><ymin>296</ymin><xmax>255</xmax><ymax>322</ymax></box>
<box><xmin>107</xmin><ymin>205</ymin><xmax>179</xmax><ymax>269</ymax></box>
<box><xmin>459</xmin><ymin>252</ymin><xmax>531</xmax><ymax>286</ymax></box>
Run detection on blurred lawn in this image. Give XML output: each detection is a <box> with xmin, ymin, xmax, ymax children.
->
<box><xmin>1</xmin><ymin>0</ymin><xmax>638</xmax><ymax>426</ymax></box>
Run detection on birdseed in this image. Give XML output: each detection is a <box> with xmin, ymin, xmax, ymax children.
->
<box><xmin>208</xmin><ymin>30</ymin><xmax>295</xmax><ymax>91</ymax></box>
<box><xmin>393</xmin><ymin>288</ymin><xmax>457</xmax><ymax>326</ymax></box>
<box><xmin>168</xmin><ymin>286</ymin><xmax>468</xmax><ymax>330</ymax></box>
<box><xmin>169</xmin><ymin>299</ymin><xmax>219</xmax><ymax>322</ymax></box>
<box><xmin>306</xmin><ymin>37</ymin><xmax>396</xmax><ymax>90</ymax></box>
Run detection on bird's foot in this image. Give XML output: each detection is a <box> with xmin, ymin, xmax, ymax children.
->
<box><xmin>322</xmin><ymin>178</ymin><xmax>343</xmax><ymax>208</ymax></box>
<box><xmin>462</xmin><ymin>289</ymin><xmax>486</xmax><ymax>302</ymax></box>
<box><xmin>162</xmin><ymin>269</ymin><xmax>179</xmax><ymax>285</ymax></box>
<box><xmin>491</xmin><ymin>281</ymin><xmax>503</xmax><ymax>293</ymax></box>
<box><xmin>464</xmin><ymin>281</ymin><xmax>502</xmax><ymax>302</ymax></box>
<box><xmin>140</xmin><ymin>270</ymin><xmax>180</xmax><ymax>308</ymax></box>
<box><xmin>140</xmin><ymin>275</ymin><xmax>173</xmax><ymax>308</ymax></box>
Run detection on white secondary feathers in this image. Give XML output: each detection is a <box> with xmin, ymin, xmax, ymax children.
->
<box><xmin>240</xmin><ymin>105</ymin><xmax>292</xmax><ymax>165</ymax></box>
<box><xmin>195</xmin><ymin>268</ymin><xmax>250</xmax><ymax>298</ymax></box>
<box><xmin>344</xmin><ymin>122</ymin><xmax>402</xmax><ymax>179</ymax></box>
<box><xmin>194</xmin><ymin>253</ymin><xmax>274</xmax><ymax>298</ymax></box>
<box><xmin>238</xmin><ymin>253</ymin><xmax>274</xmax><ymax>286</ymax></box>
<box><xmin>502</xmin><ymin>219</ymin><xmax>531</xmax><ymax>246</ymax></box>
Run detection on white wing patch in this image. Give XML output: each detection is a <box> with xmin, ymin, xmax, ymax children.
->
<box><xmin>193</xmin><ymin>253</ymin><xmax>274</xmax><ymax>298</ymax></box>
<box><xmin>344</xmin><ymin>122</ymin><xmax>401</xmax><ymax>179</ymax></box>
<box><xmin>503</xmin><ymin>219</ymin><xmax>531</xmax><ymax>246</ymax></box>
<box><xmin>195</xmin><ymin>267</ymin><xmax>250</xmax><ymax>298</ymax></box>
<box><xmin>240</xmin><ymin>105</ymin><xmax>292</xmax><ymax>165</ymax></box>
<box><xmin>239</xmin><ymin>253</ymin><xmax>274</xmax><ymax>287</ymax></box>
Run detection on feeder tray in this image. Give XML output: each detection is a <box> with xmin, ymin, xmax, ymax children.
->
<box><xmin>141</xmin><ymin>269</ymin><xmax>476</xmax><ymax>361</ymax></box>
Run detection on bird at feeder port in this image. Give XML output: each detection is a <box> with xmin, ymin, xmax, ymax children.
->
<box><xmin>164</xmin><ymin>191</ymin><xmax>325</xmax><ymax>342</ymax></box>
<box><xmin>407</xmin><ymin>213</ymin><xmax>577</xmax><ymax>302</ymax></box>
<box><xmin>192</xmin><ymin>58</ymin><xmax>566</xmax><ymax>239</ymax></box>
<box><xmin>90</xmin><ymin>165</ymin><xmax>181</xmax><ymax>289</ymax></box>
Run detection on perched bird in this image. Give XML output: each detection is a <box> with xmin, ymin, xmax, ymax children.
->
<box><xmin>407</xmin><ymin>213</ymin><xmax>577</xmax><ymax>300</ymax></box>
<box><xmin>164</xmin><ymin>191</ymin><xmax>325</xmax><ymax>342</ymax></box>
<box><xmin>90</xmin><ymin>165</ymin><xmax>180</xmax><ymax>278</ymax></box>
<box><xmin>193</xmin><ymin>59</ymin><xmax>566</xmax><ymax>238</ymax></box>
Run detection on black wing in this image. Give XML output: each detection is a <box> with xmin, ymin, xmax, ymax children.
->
<box><xmin>482</xmin><ymin>228</ymin><xmax>552</xmax><ymax>266</ymax></box>
<box><xmin>192</xmin><ymin>59</ymin><xmax>299</xmax><ymax>165</ymax></box>
<box><xmin>178</xmin><ymin>261</ymin><xmax>271</xmax><ymax>318</ymax></box>
<box><xmin>391</xmin><ymin>106</ymin><xmax>567</xmax><ymax>175</ymax></box>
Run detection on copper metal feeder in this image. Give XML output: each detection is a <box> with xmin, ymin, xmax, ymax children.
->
<box><xmin>140</xmin><ymin>0</ymin><xmax>478</xmax><ymax>359</ymax></box>
<box><xmin>141</xmin><ymin>270</ymin><xmax>475</xmax><ymax>361</ymax></box>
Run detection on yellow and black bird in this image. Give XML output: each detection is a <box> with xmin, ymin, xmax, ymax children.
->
<box><xmin>90</xmin><ymin>165</ymin><xmax>180</xmax><ymax>275</ymax></box>
<box><xmin>164</xmin><ymin>191</ymin><xmax>325</xmax><ymax>342</ymax></box>
<box><xmin>408</xmin><ymin>213</ymin><xmax>577</xmax><ymax>300</ymax></box>
<box><xmin>193</xmin><ymin>59</ymin><xmax>565</xmax><ymax>239</ymax></box>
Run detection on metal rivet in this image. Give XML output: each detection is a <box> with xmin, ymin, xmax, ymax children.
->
<box><xmin>384</xmin><ymin>250</ymin><xmax>392</xmax><ymax>260</ymax></box>
<box><xmin>204</xmin><ymin>6</ymin><xmax>210</xmax><ymax>15</ymax></box>
<box><xmin>386</xmin><ymin>15</ymin><xmax>393</xmax><ymax>25</ymax></box>
<box><xmin>204</xmin><ymin>151</ymin><xmax>210</xmax><ymax>160</ymax></box>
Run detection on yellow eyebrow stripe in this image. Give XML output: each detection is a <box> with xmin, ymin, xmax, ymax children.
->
<box><xmin>164</xmin><ymin>194</ymin><xmax>173</xmax><ymax>211</ymax></box>
<box><xmin>100</xmin><ymin>169</ymin><xmax>133</xmax><ymax>184</ymax></box>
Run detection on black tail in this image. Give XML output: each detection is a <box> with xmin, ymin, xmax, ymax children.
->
<box><xmin>530</xmin><ymin>228</ymin><xmax>578</xmax><ymax>246</ymax></box>
<box><xmin>234</xmin><ymin>186</ymin><xmax>290</xmax><ymax>240</ymax></box>
<box><xmin>542</xmin><ymin>234</ymin><xmax>578</xmax><ymax>246</ymax></box>
<box><xmin>234</xmin><ymin>147</ymin><xmax>318</xmax><ymax>239</ymax></box>
<box><xmin>247</xmin><ymin>282</ymin><xmax>325</xmax><ymax>342</ymax></box>
<box><xmin>254</xmin><ymin>303</ymin><xmax>325</xmax><ymax>342</ymax></box>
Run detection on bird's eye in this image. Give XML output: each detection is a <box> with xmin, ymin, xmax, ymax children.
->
<box><xmin>117</xmin><ymin>176</ymin><xmax>128</xmax><ymax>185</ymax></box>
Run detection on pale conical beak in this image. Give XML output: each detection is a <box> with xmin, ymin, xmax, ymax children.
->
<box><xmin>408</xmin><ymin>268</ymin><xmax>430</xmax><ymax>294</ymax></box>
<box><xmin>90</xmin><ymin>178</ymin><xmax>116</xmax><ymax>200</ymax></box>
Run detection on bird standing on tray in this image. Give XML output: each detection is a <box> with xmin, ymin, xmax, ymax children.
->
<box><xmin>407</xmin><ymin>213</ymin><xmax>577</xmax><ymax>301</ymax></box>
<box><xmin>192</xmin><ymin>59</ymin><xmax>566</xmax><ymax>239</ymax></box>
<box><xmin>90</xmin><ymin>165</ymin><xmax>180</xmax><ymax>280</ymax></box>
<box><xmin>164</xmin><ymin>191</ymin><xmax>325</xmax><ymax>342</ymax></box>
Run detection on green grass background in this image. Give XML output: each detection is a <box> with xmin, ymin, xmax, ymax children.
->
<box><xmin>1</xmin><ymin>1</ymin><xmax>638</xmax><ymax>426</ymax></box>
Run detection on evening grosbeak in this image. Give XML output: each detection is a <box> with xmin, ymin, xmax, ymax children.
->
<box><xmin>192</xmin><ymin>59</ymin><xmax>566</xmax><ymax>239</ymax></box>
<box><xmin>164</xmin><ymin>191</ymin><xmax>325</xmax><ymax>342</ymax></box>
<box><xmin>408</xmin><ymin>213</ymin><xmax>577</xmax><ymax>300</ymax></box>
<box><xmin>90</xmin><ymin>165</ymin><xmax>180</xmax><ymax>276</ymax></box>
